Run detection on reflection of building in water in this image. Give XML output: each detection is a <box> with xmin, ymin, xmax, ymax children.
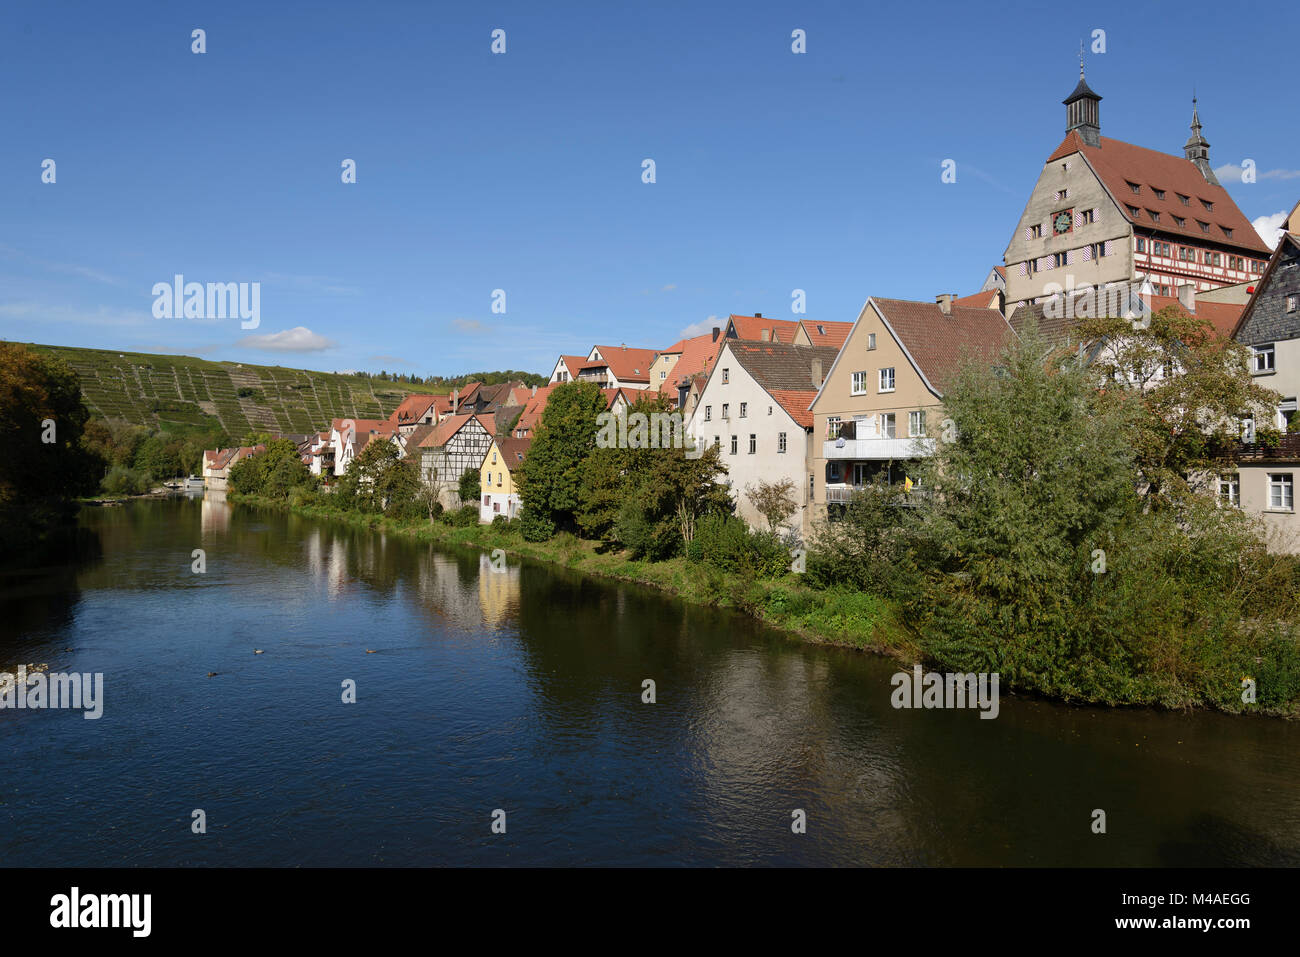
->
<box><xmin>477</xmin><ymin>553</ymin><xmax>520</xmax><ymax>625</ymax></box>
<box><xmin>303</xmin><ymin>527</ymin><xmax>351</xmax><ymax>600</ymax></box>
<box><xmin>410</xmin><ymin>551</ymin><xmax>485</xmax><ymax>629</ymax></box>
<box><xmin>200</xmin><ymin>491</ymin><xmax>231</xmax><ymax>535</ymax></box>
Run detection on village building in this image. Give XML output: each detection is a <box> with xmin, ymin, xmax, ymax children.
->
<box><xmin>328</xmin><ymin>418</ymin><xmax>397</xmax><ymax>477</ymax></box>
<box><xmin>479</xmin><ymin>436</ymin><xmax>531</xmax><ymax>522</ymax></box>
<box><xmin>792</xmin><ymin>319</ymin><xmax>853</xmax><ymax>349</ymax></box>
<box><xmin>572</xmin><ymin>345</ymin><xmax>658</xmax><ymax>391</ymax></box>
<box><xmin>547</xmin><ymin>355</ymin><xmax>586</xmax><ymax>385</ymax></box>
<box><xmin>723</xmin><ymin>313</ymin><xmax>800</xmax><ymax>344</ymax></box>
<box><xmin>687</xmin><ymin>340</ymin><xmax>840</xmax><ymax>535</ymax></box>
<box><xmin>1226</xmin><ymin>200</ymin><xmax>1300</xmax><ymax>550</ymax></box>
<box><xmin>663</xmin><ymin>329</ymin><xmax>724</xmax><ymax>412</ymax></box>
<box><xmin>513</xmin><ymin>383</ymin><xmax>634</xmax><ymax>439</ymax></box>
<box><xmin>1002</xmin><ymin>69</ymin><xmax>1271</xmax><ymax>315</ymax></box>
<box><xmin>808</xmin><ymin>295</ymin><xmax>1013</xmax><ymax>516</ymax></box>
<box><xmin>201</xmin><ymin>445</ymin><xmax>264</xmax><ymax>490</ymax></box>
<box><xmin>387</xmin><ymin>394</ymin><xmax>442</xmax><ymax>434</ymax></box>
<box><xmin>417</xmin><ymin>413</ymin><xmax>495</xmax><ymax>508</ymax></box>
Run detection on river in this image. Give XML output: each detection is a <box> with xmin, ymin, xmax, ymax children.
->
<box><xmin>1</xmin><ymin>496</ymin><xmax>1297</xmax><ymax>866</ymax></box>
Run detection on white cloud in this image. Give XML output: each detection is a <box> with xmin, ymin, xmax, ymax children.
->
<box><xmin>451</xmin><ymin>318</ymin><xmax>488</xmax><ymax>334</ymax></box>
<box><xmin>238</xmin><ymin>326</ymin><xmax>335</xmax><ymax>352</ymax></box>
<box><xmin>678</xmin><ymin>315</ymin><xmax>723</xmax><ymax>339</ymax></box>
<box><xmin>1252</xmin><ymin>211</ymin><xmax>1288</xmax><ymax>249</ymax></box>
<box><xmin>661</xmin><ymin>283</ymin><xmax>677</xmax><ymax>292</ymax></box>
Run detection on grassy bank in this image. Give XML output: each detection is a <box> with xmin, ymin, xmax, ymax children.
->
<box><xmin>233</xmin><ymin>493</ymin><xmax>917</xmax><ymax>661</ymax></box>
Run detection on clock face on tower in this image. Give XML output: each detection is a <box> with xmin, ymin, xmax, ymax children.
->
<box><xmin>1053</xmin><ymin>209</ymin><xmax>1074</xmax><ymax>234</ymax></box>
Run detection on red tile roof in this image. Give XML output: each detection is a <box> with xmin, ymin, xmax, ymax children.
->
<box><xmin>515</xmin><ymin>384</ymin><xmax>557</xmax><ymax>435</ymax></box>
<box><xmin>418</xmin><ymin>413</ymin><xmax>488</xmax><ymax>449</ymax></box>
<box><xmin>1144</xmin><ymin>295</ymin><xmax>1244</xmax><ymax>340</ymax></box>
<box><xmin>950</xmin><ymin>290</ymin><xmax>1001</xmax><ymax>310</ymax></box>
<box><xmin>388</xmin><ymin>394</ymin><xmax>440</xmax><ymax>425</ymax></box>
<box><xmin>871</xmin><ymin>297</ymin><xmax>1017</xmax><ymax>395</ymax></box>
<box><xmin>1046</xmin><ymin>131</ymin><xmax>1270</xmax><ymax>254</ymax></box>
<box><xmin>767</xmin><ymin>389</ymin><xmax>819</xmax><ymax>428</ymax></box>
<box><xmin>797</xmin><ymin>319</ymin><xmax>854</xmax><ymax>348</ymax></box>
<box><xmin>722</xmin><ymin>341</ymin><xmax>840</xmax><ymax>429</ymax></box>
<box><xmin>495</xmin><ymin>436</ymin><xmax>532</xmax><ymax>467</ymax></box>
<box><xmin>726</xmin><ymin>315</ymin><xmax>800</xmax><ymax>344</ymax></box>
<box><xmin>590</xmin><ymin>345</ymin><xmax>658</xmax><ymax>383</ymax></box>
<box><xmin>664</xmin><ymin>332</ymin><xmax>723</xmax><ymax>397</ymax></box>
<box><xmin>555</xmin><ymin>355</ymin><xmax>585</xmax><ymax>379</ymax></box>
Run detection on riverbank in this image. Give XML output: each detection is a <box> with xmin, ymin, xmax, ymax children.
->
<box><xmin>227</xmin><ymin>494</ymin><xmax>1300</xmax><ymax>717</ymax></box>
<box><xmin>231</xmin><ymin>493</ymin><xmax>919</xmax><ymax>661</ymax></box>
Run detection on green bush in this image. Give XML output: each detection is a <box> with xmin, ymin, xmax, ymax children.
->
<box><xmin>450</xmin><ymin>504</ymin><xmax>479</xmax><ymax>527</ymax></box>
<box><xmin>518</xmin><ymin>507</ymin><xmax>555</xmax><ymax>542</ymax></box>
<box><xmin>491</xmin><ymin>514</ymin><xmax>509</xmax><ymax>528</ymax></box>
<box><xmin>101</xmin><ymin>465</ymin><xmax>152</xmax><ymax>496</ymax></box>
<box><xmin>687</xmin><ymin>512</ymin><xmax>788</xmax><ymax>578</ymax></box>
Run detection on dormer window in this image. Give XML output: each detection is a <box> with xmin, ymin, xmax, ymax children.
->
<box><xmin>816</xmin><ymin>324</ymin><xmax>825</xmax><ymax>335</ymax></box>
<box><xmin>1201</xmin><ymin>199</ymin><xmax>1214</xmax><ymax>211</ymax></box>
<box><xmin>1153</xmin><ymin>188</ymin><xmax>1166</xmax><ymax>199</ymax></box>
<box><xmin>1147</xmin><ymin>210</ymin><xmax>1160</xmax><ymax>223</ymax></box>
<box><xmin>1222</xmin><ymin>226</ymin><xmax>1233</xmax><ymax>238</ymax></box>
<box><xmin>1173</xmin><ymin>215</ymin><xmax>1185</xmax><ymax>227</ymax></box>
<box><xmin>1177</xmin><ymin>193</ymin><xmax>1190</xmax><ymax>205</ymax></box>
<box><xmin>1127</xmin><ymin>181</ymin><xmax>1141</xmax><ymax>194</ymax></box>
<box><xmin>1126</xmin><ymin>204</ymin><xmax>1140</xmax><ymax>217</ymax></box>
<box><xmin>1198</xmin><ymin>221</ymin><xmax>1210</xmax><ymax>232</ymax></box>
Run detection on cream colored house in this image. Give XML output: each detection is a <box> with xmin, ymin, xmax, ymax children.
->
<box><xmin>686</xmin><ymin>340</ymin><xmax>839</xmax><ymax>535</ymax></box>
<box><xmin>808</xmin><ymin>295</ymin><xmax>1013</xmax><ymax>518</ymax></box>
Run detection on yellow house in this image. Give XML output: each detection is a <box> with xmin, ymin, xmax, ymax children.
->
<box><xmin>808</xmin><ymin>295</ymin><xmax>1013</xmax><ymax>516</ymax></box>
<box><xmin>479</xmin><ymin>436</ymin><xmax>531</xmax><ymax>522</ymax></box>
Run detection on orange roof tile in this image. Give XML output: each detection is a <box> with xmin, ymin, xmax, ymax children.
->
<box><xmin>726</xmin><ymin>314</ymin><xmax>800</xmax><ymax>343</ymax></box>
<box><xmin>797</xmin><ymin>319</ymin><xmax>854</xmax><ymax>348</ymax></box>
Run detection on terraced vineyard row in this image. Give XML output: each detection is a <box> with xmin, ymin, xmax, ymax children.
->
<box><xmin>27</xmin><ymin>343</ymin><xmax>434</xmax><ymax>438</ymax></box>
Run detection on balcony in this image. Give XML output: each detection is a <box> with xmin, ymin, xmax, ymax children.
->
<box><xmin>824</xmin><ymin>434</ymin><xmax>935</xmax><ymax>460</ymax></box>
<box><xmin>1234</xmin><ymin>434</ymin><xmax>1300</xmax><ymax>463</ymax></box>
<box><xmin>825</xmin><ymin>483</ymin><xmax>931</xmax><ymax>506</ymax></box>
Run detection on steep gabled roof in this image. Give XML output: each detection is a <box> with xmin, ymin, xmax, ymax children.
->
<box><xmin>664</xmin><ymin>332</ymin><xmax>723</xmax><ymax>396</ymax></box>
<box><xmin>725</xmin><ymin>314</ymin><xmax>799</xmax><ymax>344</ymax></box>
<box><xmin>515</xmin><ymin>384</ymin><xmax>557</xmax><ymax>434</ymax></box>
<box><xmin>388</xmin><ymin>394</ymin><xmax>440</xmax><ymax>424</ymax></box>
<box><xmin>1231</xmin><ymin>230</ymin><xmax>1300</xmax><ymax>341</ymax></box>
<box><xmin>951</xmin><ymin>290</ymin><xmax>1001</xmax><ymax>310</ymax></box>
<box><xmin>555</xmin><ymin>355</ymin><xmax>586</xmax><ymax>379</ymax></box>
<box><xmin>591</xmin><ymin>345</ymin><xmax>658</xmax><ymax>383</ymax></box>
<box><xmin>1046</xmin><ymin>131</ymin><xmax>1270</xmax><ymax>254</ymax></box>
<box><xmin>721</xmin><ymin>340</ymin><xmax>841</xmax><ymax>429</ymax></box>
<box><xmin>495</xmin><ymin>436</ymin><xmax>532</xmax><ymax>468</ymax></box>
<box><xmin>870</xmin><ymin>297</ymin><xmax>1017</xmax><ymax>396</ymax></box>
<box><xmin>797</xmin><ymin>319</ymin><xmax>854</xmax><ymax>349</ymax></box>
<box><xmin>418</xmin><ymin>413</ymin><xmax>488</xmax><ymax>449</ymax></box>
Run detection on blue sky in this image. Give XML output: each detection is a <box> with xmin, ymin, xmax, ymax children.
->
<box><xmin>3</xmin><ymin>0</ymin><xmax>1297</xmax><ymax>377</ymax></box>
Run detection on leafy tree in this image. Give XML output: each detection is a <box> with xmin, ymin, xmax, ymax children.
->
<box><xmin>1074</xmin><ymin>305</ymin><xmax>1279</xmax><ymax>505</ymax></box>
<box><xmin>0</xmin><ymin>343</ymin><xmax>101</xmax><ymax>511</ymax></box>
<box><xmin>458</xmin><ymin>466</ymin><xmax>481</xmax><ymax>503</ymax></box>
<box><xmin>745</xmin><ymin>478</ymin><xmax>799</xmax><ymax>533</ymax></box>
<box><xmin>517</xmin><ymin>381</ymin><xmax>607</xmax><ymax>531</ymax></box>
<box><xmin>228</xmin><ymin>439</ymin><xmax>313</xmax><ymax>501</ymax></box>
<box><xmin>333</xmin><ymin>439</ymin><xmax>417</xmax><ymax>513</ymax></box>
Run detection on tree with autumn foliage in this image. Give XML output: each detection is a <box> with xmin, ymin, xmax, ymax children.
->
<box><xmin>1073</xmin><ymin>304</ymin><xmax>1279</xmax><ymax>505</ymax></box>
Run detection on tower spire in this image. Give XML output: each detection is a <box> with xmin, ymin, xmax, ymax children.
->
<box><xmin>1063</xmin><ymin>61</ymin><xmax>1102</xmax><ymax>148</ymax></box>
<box><xmin>1184</xmin><ymin>94</ymin><xmax>1218</xmax><ymax>185</ymax></box>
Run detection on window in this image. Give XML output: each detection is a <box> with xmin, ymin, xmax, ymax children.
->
<box><xmin>1222</xmin><ymin>226</ymin><xmax>1233</xmax><ymax>239</ymax></box>
<box><xmin>827</xmin><ymin>416</ymin><xmax>842</xmax><ymax>438</ymax></box>
<box><xmin>778</xmin><ymin>432</ymin><xmax>787</xmax><ymax>453</ymax></box>
<box><xmin>867</xmin><ymin>333</ymin><xmax>877</xmax><ymax>350</ymax></box>
<box><xmin>1201</xmin><ymin>199</ymin><xmax>1214</xmax><ymax>211</ymax></box>
<box><xmin>767</xmin><ymin>405</ymin><xmax>772</xmax><ymax>415</ymax></box>
<box><xmin>1218</xmin><ymin>475</ymin><xmax>1240</xmax><ymax>507</ymax></box>
<box><xmin>1153</xmin><ymin>188</ymin><xmax>1166</xmax><ymax>200</ymax></box>
<box><xmin>816</xmin><ymin>324</ymin><xmax>825</xmax><ymax>335</ymax></box>
<box><xmin>1269</xmin><ymin>474</ymin><xmax>1294</xmax><ymax>511</ymax></box>
<box><xmin>721</xmin><ymin>368</ymin><xmax>729</xmax><ymax>384</ymax></box>
<box><xmin>729</xmin><ymin>435</ymin><xmax>737</xmax><ymax>455</ymax></box>
<box><xmin>721</xmin><ymin>403</ymin><xmax>729</xmax><ymax>419</ymax></box>
<box><xmin>1228</xmin><ymin>255</ymin><xmax>1244</xmax><ymax>271</ymax></box>
<box><xmin>1126</xmin><ymin>204</ymin><xmax>1140</xmax><ymax>217</ymax></box>
<box><xmin>1090</xmin><ymin>242</ymin><xmax>1107</xmax><ymax>260</ymax></box>
<box><xmin>1288</xmin><ymin>295</ymin><xmax>1298</xmax><ymax>313</ymax></box>
<box><xmin>704</xmin><ymin>405</ymin><xmax>711</xmax><ymax>421</ymax></box>
<box><xmin>1198</xmin><ymin>220</ymin><xmax>1210</xmax><ymax>233</ymax></box>
<box><xmin>1055</xmin><ymin>189</ymin><xmax>1068</xmax><ymax>200</ymax></box>
<box><xmin>748</xmin><ymin>434</ymin><xmax>756</xmax><ymax>454</ymax></box>
<box><xmin>1253</xmin><ymin>344</ymin><xmax>1275</xmax><ymax>374</ymax></box>
<box><xmin>1177</xmin><ymin>193</ymin><xmax>1190</xmax><ymax>206</ymax></box>
<box><xmin>1127</xmin><ymin>181</ymin><xmax>1141</xmax><ymax>194</ymax></box>
<box><xmin>1027</xmin><ymin>258</ymin><xmax>1039</xmax><ymax>274</ymax></box>
<box><xmin>739</xmin><ymin>402</ymin><xmax>748</xmax><ymax>418</ymax></box>
<box><xmin>879</xmin><ymin>368</ymin><xmax>895</xmax><ymax>392</ymax></box>
<box><xmin>1053</xmin><ymin>251</ymin><xmax>1069</xmax><ymax>268</ymax></box>
<box><xmin>909</xmin><ymin>410</ymin><xmax>926</xmax><ymax>437</ymax></box>
<box><xmin>851</xmin><ymin>371</ymin><xmax>868</xmax><ymax>395</ymax></box>
<box><xmin>1136</xmin><ymin>238</ymin><xmax>1146</xmax><ymax>253</ymax></box>
<box><xmin>1030</xmin><ymin>223</ymin><xmax>1043</xmax><ymax>238</ymax></box>
<box><xmin>880</xmin><ymin>413</ymin><xmax>896</xmax><ymax>439</ymax></box>
<box><xmin>1173</xmin><ymin>215</ymin><xmax>1185</xmax><ymax>227</ymax></box>
<box><xmin>1081</xmin><ymin>208</ymin><xmax>1095</xmax><ymax>224</ymax></box>
<box><xmin>714</xmin><ymin>435</ymin><xmax>719</xmax><ymax>447</ymax></box>
<box><xmin>1147</xmin><ymin>210</ymin><xmax>1160</xmax><ymax>223</ymax></box>
<box><xmin>660</xmin><ymin>370</ymin><xmax>666</xmax><ymax>379</ymax></box>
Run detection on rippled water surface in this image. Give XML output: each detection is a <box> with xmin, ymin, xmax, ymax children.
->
<box><xmin>1</xmin><ymin>496</ymin><xmax>1297</xmax><ymax>866</ymax></box>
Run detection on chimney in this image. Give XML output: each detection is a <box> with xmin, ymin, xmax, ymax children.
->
<box><xmin>754</xmin><ymin>312</ymin><xmax>763</xmax><ymax>318</ymax></box>
<box><xmin>1177</xmin><ymin>282</ymin><xmax>1196</xmax><ymax>313</ymax></box>
<box><xmin>760</xmin><ymin>328</ymin><xmax>771</xmax><ymax>342</ymax></box>
<box><xmin>711</xmin><ymin>326</ymin><xmax>720</xmax><ymax>342</ymax></box>
<box><xmin>936</xmin><ymin>294</ymin><xmax>954</xmax><ymax>315</ymax></box>
<box><xmin>452</xmin><ymin>388</ymin><xmax>459</xmax><ymax>412</ymax></box>
<box><xmin>531</xmin><ymin>384</ymin><xmax>537</xmax><ymax>396</ymax></box>
<box><xmin>811</xmin><ymin>358</ymin><xmax>823</xmax><ymax>390</ymax></box>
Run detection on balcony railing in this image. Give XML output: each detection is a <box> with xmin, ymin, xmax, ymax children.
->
<box><xmin>1232</xmin><ymin>434</ymin><xmax>1300</xmax><ymax>462</ymax></box>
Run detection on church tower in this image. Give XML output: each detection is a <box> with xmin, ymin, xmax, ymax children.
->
<box><xmin>1063</xmin><ymin>62</ymin><xmax>1102</xmax><ymax>147</ymax></box>
<box><xmin>1184</xmin><ymin>98</ymin><xmax>1220</xmax><ymax>185</ymax></box>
